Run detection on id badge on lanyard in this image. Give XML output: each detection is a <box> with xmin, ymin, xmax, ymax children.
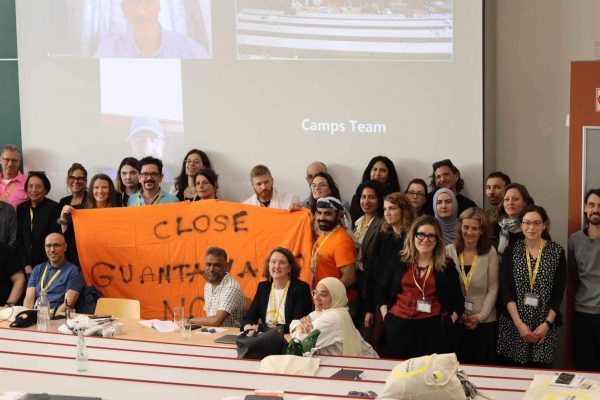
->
<box><xmin>417</xmin><ymin>299</ymin><xmax>432</xmax><ymax>313</ymax></box>
<box><xmin>464</xmin><ymin>298</ymin><xmax>474</xmax><ymax>312</ymax></box>
<box><xmin>524</xmin><ymin>293</ymin><xmax>540</xmax><ymax>307</ymax></box>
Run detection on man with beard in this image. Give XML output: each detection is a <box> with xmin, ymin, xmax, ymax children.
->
<box><xmin>569</xmin><ymin>188</ymin><xmax>600</xmax><ymax>371</ymax></box>
<box><xmin>422</xmin><ymin>159</ymin><xmax>477</xmax><ymax>216</ymax></box>
<box><xmin>23</xmin><ymin>233</ymin><xmax>84</xmax><ymax>312</ymax></box>
<box><xmin>243</xmin><ymin>164</ymin><xmax>301</xmax><ymax>210</ymax></box>
<box><xmin>484</xmin><ymin>171</ymin><xmax>511</xmax><ymax>223</ymax></box>
<box><xmin>127</xmin><ymin>156</ymin><xmax>177</xmax><ymax>206</ymax></box>
<box><xmin>94</xmin><ymin>0</ymin><xmax>209</xmax><ymax>59</ymax></box>
<box><xmin>190</xmin><ymin>247</ymin><xmax>245</xmax><ymax>328</ymax></box>
<box><xmin>312</xmin><ymin>197</ymin><xmax>357</xmax><ymax>315</ymax></box>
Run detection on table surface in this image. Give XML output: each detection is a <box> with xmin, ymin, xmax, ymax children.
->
<box><xmin>1</xmin><ymin>317</ymin><xmax>599</xmax><ymax>400</ymax></box>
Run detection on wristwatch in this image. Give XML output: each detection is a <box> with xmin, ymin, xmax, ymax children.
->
<box><xmin>544</xmin><ymin>319</ymin><xmax>554</xmax><ymax>327</ymax></box>
<box><xmin>56</xmin><ymin>217</ymin><xmax>68</xmax><ymax>225</ymax></box>
<box><xmin>5</xmin><ymin>302</ymin><xmax>16</xmax><ymax>307</ymax></box>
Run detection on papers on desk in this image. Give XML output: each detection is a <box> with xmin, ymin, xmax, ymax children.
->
<box><xmin>524</xmin><ymin>375</ymin><xmax>600</xmax><ymax>400</ymax></box>
<box><xmin>140</xmin><ymin>319</ymin><xmax>178</xmax><ymax>333</ymax></box>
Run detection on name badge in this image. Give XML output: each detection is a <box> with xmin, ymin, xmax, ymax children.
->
<box><xmin>416</xmin><ymin>299</ymin><xmax>432</xmax><ymax>313</ymax></box>
<box><xmin>464</xmin><ymin>299</ymin><xmax>474</xmax><ymax>312</ymax></box>
<box><xmin>524</xmin><ymin>293</ymin><xmax>540</xmax><ymax>308</ymax></box>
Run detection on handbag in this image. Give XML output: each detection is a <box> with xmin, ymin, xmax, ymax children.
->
<box><xmin>236</xmin><ymin>326</ymin><xmax>287</xmax><ymax>359</ymax></box>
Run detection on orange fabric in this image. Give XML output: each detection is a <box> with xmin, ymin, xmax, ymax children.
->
<box><xmin>313</xmin><ymin>227</ymin><xmax>357</xmax><ymax>301</ymax></box>
<box><xmin>72</xmin><ymin>200</ymin><xmax>313</xmax><ymax>320</ymax></box>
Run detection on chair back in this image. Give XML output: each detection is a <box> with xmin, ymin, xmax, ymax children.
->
<box><xmin>95</xmin><ymin>298</ymin><xmax>141</xmax><ymax>319</ymax></box>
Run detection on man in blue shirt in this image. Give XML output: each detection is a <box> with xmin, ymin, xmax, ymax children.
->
<box><xmin>128</xmin><ymin>156</ymin><xmax>178</xmax><ymax>206</ymax></box>
<box><xmin>23</xmin><ymin>233</ymin><xmax>85</xmax><ymax>312</ymax></box>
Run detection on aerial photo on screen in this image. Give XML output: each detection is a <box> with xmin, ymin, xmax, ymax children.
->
<box><xmin>236</xmin><ymin>0</ymin><xmax>453</xmax><ymax>61</ymax></box>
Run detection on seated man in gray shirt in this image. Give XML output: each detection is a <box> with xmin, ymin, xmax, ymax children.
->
<box><xmin>190</xmin><ymin>247</ymin><xmax>245</xmax><ymax>328</ymax></box>
<box><xmin>569</xmin><ymin>188</ymin><xmax>600</xmax><ymax>371</ymax></box>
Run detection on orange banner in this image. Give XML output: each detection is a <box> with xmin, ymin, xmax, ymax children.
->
<box><xmin>72</xmin><ymin>200</ymin><xmax>313</xmax><ymax>320</ymax></box>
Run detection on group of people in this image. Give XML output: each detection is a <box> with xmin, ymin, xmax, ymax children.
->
<box><xmin>1</xmin><ymin>144</ymin><xmax>599</xmax><ymax>371</ymax></box>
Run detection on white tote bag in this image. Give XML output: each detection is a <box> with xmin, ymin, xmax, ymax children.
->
<box><xmin>380</xmin><ymin>353</ymin><xmax>467</xmax><ymax>400</ymax></box>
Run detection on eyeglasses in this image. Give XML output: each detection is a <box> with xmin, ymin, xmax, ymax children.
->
<box><xmin>68</xmin><ymin>176</ymin><xmax>86</xmax><ymax>182</ymax></box>
<box><xmin>407</xmin><ymin>191</ymin><xmax>426</xmax><ymax>198</ymax></box>
<box><xmin>140</xmin><ymin>172</ymin><xmax>160</xmax><ymax>178</ymax></box>
<box><xmin>310</xmin><ymin>183</ymin><xmax>329</xmax><ymax>189</ymax></box>
<box><xmin>311</xmin><ymin>290</ymin><xmax>330</xmax><ymax>299</ymax></box>
<box><xmin>415</xmin><ymin>232</ymin><xmax>437</xmax><ymax>242</ymax></box>
<box><xmin>521</xmin><ymin>220</ymin><xmax>543</xmax><ymax>227</ymax></box>
<box><xmin>45</xmin><ymin>243</ymin><xmax>65</xmax><ymax>249</ymax></box>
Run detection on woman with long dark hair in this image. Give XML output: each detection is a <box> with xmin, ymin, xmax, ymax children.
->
<box><xmin>115</xmin><ymin>157</ymin><xmax>141</xmax><ymax>207</ymax></box>
<box><xmin>349</xmin><ymin>156</ymin><xmax>399</xmax><ymax>223</ymax></box>
<box><xmin>172</xmin><ymin>149</ymin><xmax>211</xmax><ymax>201</ymax></box>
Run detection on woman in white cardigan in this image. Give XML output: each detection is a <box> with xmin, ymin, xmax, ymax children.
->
<box><xmin>446</xmin><ymin>207</ymin><xmax>499</xmax><ymax>365</ymax></box>
<box><xmin>289</xmin><ymin>277</ymin><xmax>378</xmax><ymax>358</ymax></box>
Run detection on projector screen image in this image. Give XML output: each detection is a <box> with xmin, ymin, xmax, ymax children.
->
<box><xmin>65</xmin><ymin>0</ymin><xmax>212</xmax><ymax>59</ymax></box>
<box><xmin>235</xmin><ymin>0</ymin><xmax>452</xmax><ymax>60</ymax></box>
<box><xmin>16</xmin><ymin>0</ymin><xmax>482</xmax><ymax>206</ymax></box>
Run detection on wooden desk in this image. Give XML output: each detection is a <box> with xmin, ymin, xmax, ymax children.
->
<box><xmin>2</xmin><ymin>318</ymin><xmax>600</xmax><ymax>400</ymax></box>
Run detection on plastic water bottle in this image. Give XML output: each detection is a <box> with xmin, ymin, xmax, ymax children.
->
<box><xmin>36</xmin><ymin>289</ymin><xmax>50</xmax><ymax>332</ymax></box>
<box><xmin>76</xmin><ymin>330</ymin><xmax>89</xmax><ymax>372</ymax></box>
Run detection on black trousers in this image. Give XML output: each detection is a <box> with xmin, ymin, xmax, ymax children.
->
<box><xmin>384</xmin><ymin>313</ymin><xmax>451</xmax><ymax>359</ymax></box>
<box><xmin>453</xmin><ymin>321</ymin><xmax>497</xmax><ymax>365</ymax></box>
<box><xmin>573</xmin><ymin>311</ymin><xmax>600</xmax><ymax>372</ymax></box>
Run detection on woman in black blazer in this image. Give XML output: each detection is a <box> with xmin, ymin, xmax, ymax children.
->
<box><xmin>241</xmin><ymin>247</ymin><xmax>313</xmax><ymax>333</ymax></box>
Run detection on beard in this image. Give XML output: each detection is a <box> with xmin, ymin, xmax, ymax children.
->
<box><xmin>588</xmin><ymin>213</ymin><xmax>600</xmax><ymax>225</ymax></box>
<box><xmin>205</xmin><ymin>270</ymin><xmax>224</xmax><ymax>284</ymax></box>
<box><xmin>317</xmin><ymin>220</ymin><xmax>337</xmax><ymax>232</ymax></box>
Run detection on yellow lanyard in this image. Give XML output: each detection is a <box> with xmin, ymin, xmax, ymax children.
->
<box><xmin>269</xmin><ymin>280</ymin><xmax>290</xmax><ymax>324</ymax></box>
<box><xmin>310</xmin><ymin>225</ymin><xmax>340</xmax><ymax>274</ymax></box>
<box><xmin>41</xmin><ymin>264</ymin><xmax>62</xmax><ymax>291</ymax></box>
<box><xmin>0</xmin><ymin>180</ymin><xmax>16</xmax><ymax>201</ymax></box>
<box><xmin>412</xmin><ymin>262</ymin><xmax>432</xmax><ymax>299</ymax></box>
<box><xmin>138</xmin><ymin>190</ymin><xmax>164</xmax><ymax>206</ymax></box>
<box><xmin>29</xmin><ymin>207</ymin><xmax>34</xmax><ymax>232</ymax></box>
<box><xmin>525</xmin><ymin>240</ymin><xmax>545</xmax><ymax>290</ymax></box>
<box><xmin>459</xmin><ymin>253</ymin><xmax>478</xmax><ymax>293</ymax></box>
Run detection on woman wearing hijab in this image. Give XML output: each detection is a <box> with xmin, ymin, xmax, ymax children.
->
<box><xmin>433</xmin><ymin>188</ymin><xmax>458</xmax><ymax>244</ymax></box>
<box><xmin>289</xmin><ymin>277</ymin><xmax>378</xmax><ymax>358</ymax></box>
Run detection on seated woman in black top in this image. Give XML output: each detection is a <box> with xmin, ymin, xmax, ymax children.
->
<box><xmin>241</xmin><ymin>247</ymin><xmax>313</xmax><ymax>333</ymax></box>
<box><xmin>349</xmin><ymin>156</ymin><xmax>400</xmax><ymax>224</ymax></box>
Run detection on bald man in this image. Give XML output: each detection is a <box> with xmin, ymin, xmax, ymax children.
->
<box><xmin>24</xmin><ymin>233</ymin><xmax>85</xmax><ymax>312</ymax></box>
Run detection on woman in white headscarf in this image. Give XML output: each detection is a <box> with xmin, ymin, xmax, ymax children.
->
<box><xmin>433</xmin><ymin>188</ymin><xmax>458</xmax><ymax>244</ymax></box>
<box><xmin>289</xmin><ymin>277</ymin><xmax>379</xmax><ymax>358</ymax></box>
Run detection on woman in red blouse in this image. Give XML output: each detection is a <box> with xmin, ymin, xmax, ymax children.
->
<box><xmin>379</xmin><ymin>215</ymin><xmax>464</xmax><ymax>359</ymax></box>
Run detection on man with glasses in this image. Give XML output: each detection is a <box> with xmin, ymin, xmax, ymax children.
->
<box><xmin>190</xmin><ymin>247</ymin><xmax>245</xmax><ymax>328</ymax></box>
<box><xmin>312</xmin><ymin>197</ymin><xmax>357</xmax><ymax>315</ymax></box>
<box><xmin>301</xmin><ymin>161</ymin><xmax>327</xmax><ymax>208</ymax></box>
<box><xmin>23</xmin><ymin>233</ymin><xmax>84</xmax><ymax>312</ymax></box>
<box><xmin>127</xmin><ymin>156</ymin><xmax>178</xmax><ymax>206</ymax></box>
<box><xmin>94</xmin><ymin>0</ymin><xmax>210</xmax><ymax>59</ymax></box>
<box><xmin>569</xmin><ymin>188</ymin><xmax>600</xmax><ymax>371</ymax></box>
<box><xmin>0</xmin><ymin>145</ymin><xmax>28</xmax><ymax>209</ymax></box>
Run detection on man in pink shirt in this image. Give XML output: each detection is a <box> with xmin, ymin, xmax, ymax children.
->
<box><xmin>0</xmin><ymin>145</ymin><xmax>28</xmax><ymax>209</ymax></box>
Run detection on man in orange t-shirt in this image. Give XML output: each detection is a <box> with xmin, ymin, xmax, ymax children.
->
<box><xmin>312</xmin><ymin>197</ymin><xmax>357</xmax><ymax>308</ymax></box>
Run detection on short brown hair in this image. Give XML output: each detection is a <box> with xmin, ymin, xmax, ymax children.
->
<box><xmin>250</xmin><ymin>164</ymin><xmax>271</xmax><ymax>179</ymax></box>
<box><xmin>454</xmin><ymin>207</ymin><xmax>492</xmax><ymax>255</ymax></box>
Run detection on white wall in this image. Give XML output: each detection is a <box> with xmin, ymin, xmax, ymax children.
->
<box><xmin>494</xmin><ymin>0</ymin><xmax>595</xmax><ymax>247</ymax></box>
